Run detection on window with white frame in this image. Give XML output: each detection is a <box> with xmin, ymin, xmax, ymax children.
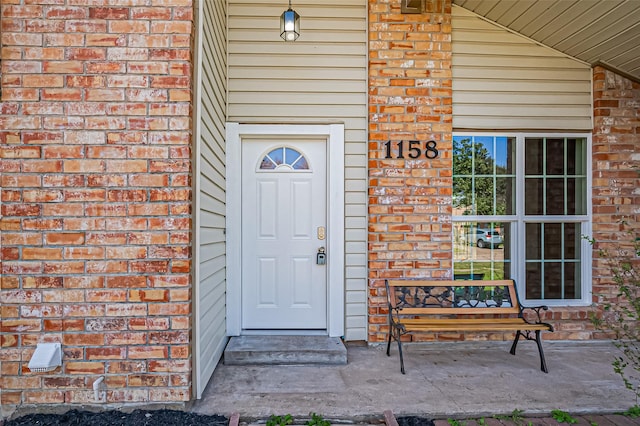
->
<box><xmin>452</xmin><ymin>134</ymin><xmax>591</xmax><ymax>305</ymax></box>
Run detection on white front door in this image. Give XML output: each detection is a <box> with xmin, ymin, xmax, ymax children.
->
<box><xmin>241</xmin><ymin>138</ymin><xmax>327</xmax><ymax>329</ymax></box>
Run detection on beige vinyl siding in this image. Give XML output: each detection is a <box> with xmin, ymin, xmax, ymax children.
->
<box><xmin>196</xmin><ymin>0</ymin><xmax>227</xmax><ymax>398</ymax></box>
<box><xmin>452</xmin><ymin>6</ymin><xmax>592</xmax><ymax>131</ymax></box>
<box><xmin>228</xmin><ymin>0</ymin><xmax>368</xmax><ymax>341</ymax></box>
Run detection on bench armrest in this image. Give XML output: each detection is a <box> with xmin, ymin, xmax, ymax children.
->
<box><xmin>519</xmin><ymin>305</ymin><xmax>548</xmax><ymax>324</ymax></box>
<box><xmin>387</xmin><ymin>306</ymin><xmax>407</xmax><ymax>334</ymax></box>
<box><xmin>388</xmin><ymin>305</ymin><xmax>402</xmax><ymax>322</ymax></box>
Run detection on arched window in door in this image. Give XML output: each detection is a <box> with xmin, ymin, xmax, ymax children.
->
<box><xmin>259</xmin><ymin>146</ymin><xmax>310</xmax><ymax>171</ymax></box>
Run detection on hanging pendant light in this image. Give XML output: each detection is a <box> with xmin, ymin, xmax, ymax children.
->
<box><xmin>280</xmin><ymin>0</ymin><xmax>300</xmax><ymax>41</ymax></box>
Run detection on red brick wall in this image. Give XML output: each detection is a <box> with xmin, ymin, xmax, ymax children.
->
<box><xmin>591</xmin><ymin>66</ymin><xmax>640</xmax><ymax>322</ymax></box>
<box><xmin>0</xmin><ymin>2</ymin><xmax>193</xmax><ymax>407</ymax></box>
<box><xmin>368</xmin><ymin>0</ymin><xmax>453</xmax><ymax>342</ymax></box>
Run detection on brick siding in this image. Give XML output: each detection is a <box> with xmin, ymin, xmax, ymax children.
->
<box><xmin>0</xmin><ymin>2</ymin><xmax>193</xmax><ymax>407</ymax></box>
<box><xmin>368</xmin><ymin>0</ymin><xmax>453</xmax><ymax>342</ymax></box>
<box><xmin>590</xmin><ymin>66</ymin><xmax>640</xmax><ymax>330</ymax></box>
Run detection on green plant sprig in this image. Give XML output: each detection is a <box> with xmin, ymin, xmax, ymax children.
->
<box><xmin>551</xmin><ymin>409</ymin><xmax>577</xmax><ymax>424</ymax></box>
<box><xmin>267</xmin><ymin>414</ymin><xmax>294</xmax><ymax>426</ymax></box>
<box><xmin>306</xmin><ymin>413</ymin><xmax>330</xmax><ymax>426</ymax></box>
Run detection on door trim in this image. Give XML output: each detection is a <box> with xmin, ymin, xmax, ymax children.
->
<box><xmin>226</xmin><ymin>123</ymin><xmax>345</xmax><ymax>337</ymax></box>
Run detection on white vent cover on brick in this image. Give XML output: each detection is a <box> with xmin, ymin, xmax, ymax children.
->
<box><xmin>28</xmin><ymin>342</ymin><xmax>62</xmax><ymax>373</ymax></box>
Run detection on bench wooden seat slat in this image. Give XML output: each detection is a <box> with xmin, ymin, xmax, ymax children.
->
<box><xmin>400</xmin><ymin>318</ymin><xmax>532</xmax><ymax>324</ymax></box>
<box><xmin>395</xmin><ymin>306</ymin><xmax>520</xmax><ymax>315</ymax></box>
<box><xmin>385</xmin><ymin>278</ymin><xmax>554</xmax><ymax>374</ymax></box>
<box><xmin>400</xmin><ymin>320</ymin><xmax>550</xmax><ymax>330</ymax></box>
<box><xmin>402</xmin><ymin>323</ymin><xmax>550</xmax><ymax>332</ymax></box>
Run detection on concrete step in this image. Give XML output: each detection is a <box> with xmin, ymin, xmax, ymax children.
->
<box><xmin>224</xmin><ymin>335</ymin><xmax>347</xmax><ymax>366</ymax></box>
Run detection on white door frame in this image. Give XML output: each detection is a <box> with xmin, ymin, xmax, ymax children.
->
<box><xmin>226</xmin><ymin>123</ymin><xmax>345</xmax><ymax>337</ymax></box>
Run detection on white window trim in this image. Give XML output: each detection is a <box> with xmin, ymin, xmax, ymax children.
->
<box><xmin>453</xmin><ymin>132</ymin><xmax>593</xmax><ymax>307</ymax></box>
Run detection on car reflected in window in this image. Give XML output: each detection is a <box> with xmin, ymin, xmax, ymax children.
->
<box><xmin>464</xmin><ymin>228</ymin><xmax>503</xmax><ymax>249</ymax></box>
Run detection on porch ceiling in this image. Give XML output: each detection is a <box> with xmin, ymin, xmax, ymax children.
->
<box><xmin>454</xmin><ymin>0</ymin><xmax>640</xmax><ymax>82</ymax></box>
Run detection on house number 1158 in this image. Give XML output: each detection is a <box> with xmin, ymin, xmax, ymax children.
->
<box><xmin>383</xmin><ymin>140</ymin><xmax>439</xmax><ymax>159</ymax></box>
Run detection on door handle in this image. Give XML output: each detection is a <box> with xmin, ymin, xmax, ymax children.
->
<box><xmin>316</xmin><ymin>247</ymin><xmax>326</xmax><ymax>265</ymax></box>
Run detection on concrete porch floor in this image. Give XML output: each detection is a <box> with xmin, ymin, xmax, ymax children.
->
<box><xmin>191</xmin><ymin>340</ymin><xmax>638</xmax><ymax>422</ymax></box>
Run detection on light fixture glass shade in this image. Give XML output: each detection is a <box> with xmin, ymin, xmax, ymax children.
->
<box><xmin>280</xmin><ymin>8</ymin><xmax>300</xmax><ymax>41</ymax></box>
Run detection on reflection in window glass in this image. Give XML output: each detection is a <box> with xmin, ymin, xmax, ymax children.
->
<box><xmin>260</xmin><ymin>157</ymin><xmax>277</xmax><ymax>170</ymax></box>
<box><xmin>452</xmin><ymin>136</ymin><xmax>516</xmax><ymax>216</ymax></box>
<box><xmin>453</xmin><ymin>222</ymin><xmax>511</xmax><ymax>281</ymax></box>
<box><xmin>495</xmin><ymin>137</ymin><xmax>513</xmax><ymax>174</ymax></box>
<box><xmin>291</xmin><ymin>153</ymin><xmax>308</xmax><ymax>170</ymax></box>
<box><xmin>259</xmin><ymin>147</ymin><xmax>310</xmax><ymax>171</ymax></box>
<box><xmin>269</xmin><ymin>148</ymin><xmax>284</xmax><ymax>165</ymax></box>
<box><xmin>474</xmin><ymin>177</ymin><xmax>494</xmax><ymax>214</ymax></box>
<box><xmin>453</xmin><ymin>134</ymin><xmax>589</xmax><ymax>303</ymax></box>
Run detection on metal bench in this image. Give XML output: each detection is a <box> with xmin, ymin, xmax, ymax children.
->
<box><xmin>385</xmin><ymin>279</ymin><xmax>554</xmax><ymax>374</ymax></box>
